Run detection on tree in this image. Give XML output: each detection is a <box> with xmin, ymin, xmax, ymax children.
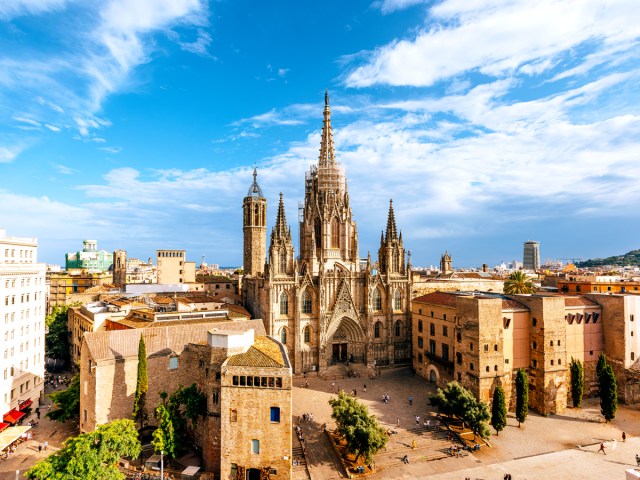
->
<box><xmin>569</xmin><ymin>357</ymin><xmax>584</xmax><ymax>408</ymax></box>
<box><xmin>132</xmin><ymin>336</ymin><xmax>148</xmax><ymax>429</ymax></box>
<box><xmin>596</xmin><ymin>353</ymin><xmax>608</xmax><ymax>383</ymax></box>
<box><xmin>515</xmin><ymin>368</ymin><xmax>528</xmax><ymax>427</ymax></box>
<box><xmin>491</xmin><ymin>386</ymin><xmax>507</xmax><ymax>435</ymax></box>
<box><xmin>152</xmin><ymin>405</ymin><xmax>176</xmax><ymax>459</ymax></box>
<box><xmin>600</xmin><ymin>364</ymin><xmax>618</xmax><ymax>422</ymax></box>
<box><xmin>503</xmin><ymin>271</ymin><xmax>536</xmax><ymax>294</ymax></box>
<box><xmin>45</xmin><ymin>305</ymin><xmax>72</xmax><ymax>365</ymax></box>
<box><xmin>47</xmin><ymin>373</ymin><xmax>80</xmax><ymax>422</ymax></box>
<box><xmin>329</xmin><ymin>391</ymin><xmax>388</xmax><ymax>463</ymax></box>
<box><xmin>429</xmin><ymin>382</ymin><xmax>491</xmax><ymax>439</ymax></box>
<box><xmin>26</xmin><ymin>418</ymin><xmax>141</xmax><ymax>480</ymax></box>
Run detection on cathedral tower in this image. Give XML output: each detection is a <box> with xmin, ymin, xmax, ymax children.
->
<box><xmin>378</xmin><ymin>200</ymin><xmax>406</xmax><ymax>275</ymax></box>
<box><xmin>440</xmin><ymin>251</ymin><xmax>453</xmax><ymax>275</ymax></box>
<box><xmin>243</xmin><ymin>168</ymin><xmax>267</xmax><ymax>276</ymax></box>
<box><xmin>112</xmin><ymin>249</ymin><xmax>127</xmax><ymax>288</ymax></box>
<box><xmin>267</xmin><ymin>193</ymin><xmax>295</xmax><ymax>277</ymax></box>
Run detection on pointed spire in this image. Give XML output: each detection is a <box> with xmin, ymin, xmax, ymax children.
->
<box><xmin>385</xmin><ymin>199</ymin><xmax>397</xmax><ymax>242</ymax></box>
<box><xmin>318</xmin><ymin>90</ymin><xmax>335</xmax><ymax>166</ymax></box>
<box><xmin>274</xmin><ymin>192</ymin><xmax>288</xmax><ymax>239</ymax></box>
<box><xmin>247</xmin><ymin>166</ymin><xmax>264</xmax><ymax>197</ymax></box>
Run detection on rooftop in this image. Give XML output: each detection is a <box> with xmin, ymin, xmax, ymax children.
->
<box><xmin>226</xmin><ymin>335</ymin><xmax>289</xmax><ymax>368</ymax></box>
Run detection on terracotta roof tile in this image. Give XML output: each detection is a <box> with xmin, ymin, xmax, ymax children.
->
<box><xmin>413</xmin><ymin>291</ymin><xmax>458</xmax><ymax>307</ymax></box>
<box><xmin>226</xmin><ymin>336</ymin><xmax>286</xmax><ymax>368</ymax></box>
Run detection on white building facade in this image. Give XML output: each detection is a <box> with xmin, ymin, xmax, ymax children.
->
<box><xmin>0</xmin><ymin>229</ymin><xmax>46</xmax><ymax>426</ymax></box>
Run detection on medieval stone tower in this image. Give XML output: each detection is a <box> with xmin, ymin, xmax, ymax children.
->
<box><xmin>112</xmin><ymin>249</ymin><xmax>127</xmax><ymax>288</ymax></box>
<box><xmin>242</xmin><ymin>92</ymin><xmax>412</xmax><ymax>374</ymax></box>
<box><xmin>243</xmin><ymin>168</ymin><xmax>267</xmax><ymax>277</ymax></box>
<box><xmin>440</xmin><ymin>251</ymin><xmax>453</xmax><ymax>275</ymax></box>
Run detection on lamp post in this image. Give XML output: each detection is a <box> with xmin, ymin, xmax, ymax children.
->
<box><xmin>160</xmin><ymin>450</ymin><xmax>164</xmax><ymax>479</ymax></box>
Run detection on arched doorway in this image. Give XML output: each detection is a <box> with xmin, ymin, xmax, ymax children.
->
<box><xmin>326</xmin><ymin>316</ymin><xmax>366</xmax><ymax>366</ymax></box>
<box><xmin>427</xmin><ymin>365</ymin><xmax>439</xmax><ymax>383</ymax></box>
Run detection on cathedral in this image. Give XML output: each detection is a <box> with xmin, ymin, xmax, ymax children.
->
<box><xmin>242</xmin><ymin>92</ymin><xmax>412</xmax><ymax>374</ymax></box>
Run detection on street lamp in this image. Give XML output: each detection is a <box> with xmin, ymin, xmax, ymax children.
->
<box><xmin>160</xmin><ymin>450</ymin><xmax>164</xmax><ymax>479</ymax></box>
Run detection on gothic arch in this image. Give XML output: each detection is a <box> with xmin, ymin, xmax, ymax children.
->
<box><xmin>279</xmin><ymin>291</ymin><xmax>289</xmax><ymax>315</ymax></box>
<box><xmin>371</xmin><ymin>287</ymin><xmax>383</xmax><ymax>312</ymax></box>
<box><xmin>300</xmin><ymin>288</ymin><xmax>313</xmax><ymax>314</ymax></box>
<box><xmin>373</xmin><ymin>321</ymin><xmax>383</xmax><ymax>339</ymax></box>
<box><xmin>394</xmin><ymin>320</ymin><xmax>404</xmax><ymax>337</ymax></box>
<box><xmin>326</xmin><ymin>315</ymin><xmax>364</xmax><ymax>345</ymax></box>
<box><xmin>331</xmin><ymin>217</ymin><xmax>339</xmax><ymax>248</ymax></box>
<box><xmin>303</xmin><ymin>325</ymin><xmax>312</xmax><ymax>343</ymax></box>
<box><xmin>393</xmin><ymin>288</ymin><xmax>402</xmax><ymax>311</ymax></box>
<box><xmin>279</xmin><ymin>326</ymin><xmax>288</xmax><ymax>345</ymax></box>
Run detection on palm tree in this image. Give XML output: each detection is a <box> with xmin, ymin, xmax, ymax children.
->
<box><xmin>504</xmin><ymin>271</ymin><xmax>536</xmax><ymax>294</ymax></box>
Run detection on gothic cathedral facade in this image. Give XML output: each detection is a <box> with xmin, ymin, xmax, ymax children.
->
<box><xmin>242</xmin><ymin>93</ymin><xmax>412</xmax><ymax>374</ymax></box>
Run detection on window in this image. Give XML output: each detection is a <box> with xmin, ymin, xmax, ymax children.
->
<box><xmin>632</xmin><ymin>315</ymin><xmax>635</xmax><ymax>322</ymax></box>
<box><xmin>494</xmin><ymin>365</ymin><xmax>498</xmax><ymax>371</ymax></box>
<box><xmin>469</xmin><ymin>343</ymin><xmax>473</xmax><ymax>352</ymax></box>
<box><xmin>431</xmin><ymin>311</ymin><xmax>434</xmax><ymax>317</ymax></box>
<box><xmin>442</xmin><ymin>344</ymin><xmax>449</xmax><ymax>361</ymax></box>
<box><xmin>418</xmin><ymin>353</ymin><xmax>423</xmax><ymax>363</ymax></box>
<box><xmin>301</xmin><ymin>290</ymin><xmax>312</xmax><ymax>314</ymax></box>
<box><xmin>551</xmin><ymin>360</ymin><xmax>554</xmax><ymax>365</ymax></box>
<box><xmin>169</xmin><ymin>356</ymin><xmax>178</xmax><ymax>370</ymax></box>
<box><xmin>443</xmin><ymin>314</ymin><xmax>447</xmax><ymax>321</ymax></box>
<box><xmin>532</xmin><ymin>318</ymin><xmax>537</xmax><ymax>327</ymax></box>
<box><xmin>457</xmin><ymin>372</ymin><xmax>462</xmax><ymax>381</ymax></box>
<box><xmin>230</xmin><ymin>409</ymin><xmax>237</xmax><ymax>422</ymax></box>
<box><xmin>550</xmin><ymin>341</ymin><xmax>553</xmax><ymax>347</ymax></box>
<box><xmin>394</xmin><ymin>290</ymin><xmax>402</xmax><ymax>311</ymax></box>
<box><xmin>372</xmin><ymin>289</ymin><xmax>382</xmax><ymax>311</ymax></box>
<box><xmin>395</xmin><ymin>321</ymin><xmax>402</xmax><ymax>337</ymax></box>
<box><xmin>213</xmin><ymin>391</ymin><xmax>219</xmax><ymax>405</ymax></box>
<box><xmin>418</xmin><ymin>337</ymin><xmax>423</xmax><ymax>348</ymax></box>
<box><xmin>505</xmin><ymin>358</ymin><xmax>510</xmax><ymax>364</ymax></box>
<box><xmin>331</xmin><ymin>217</ymin><xmax>339</xmax><ymax>248</ymax></box>
<box><xmin>429</xmin><ymin>340</ymin><xmax>436</xmax><ymax>355</ymax></box>
<box><xmin>251</xmin><ymin>439</ymin><xmax>260</xmax><ymax>454</ymax></box>
<box><xmin>430</xmin><ymin>323</ymin><xmax>435</xmax><ymax>336</ymax></box>
<box><xmin>632</xmin><ymin>352</ymin><xmax>636</xmax><ymax>361</ymax></box>
<box><xmin>484</xmin><ymin>344</ymin><xmax>489</xmax><ymax>352</ymax></box>
<box><xmin>442</xmin><ymin>326</ymin><xmax>448</xmax><ymax>337</ymax></box>
<box><xmin>270</xmin><ymin>407</ymin><xmax>281</xmax><ymax>423</ymax></box>
<box><xmin>486</xmin><ymin>366</ymin><xmax>490</xmax><ymax>372</ymax></box>
<box><xmin>494</xmin><ymin>344</ymin><xmax>498</xmax><ymax>351</ymax></box>
<box><xmin>280</xmin><ymin>251</ymin><xmax>287</xmax><ymax>273</ymax></box>
<box><xmin>456</xmin><ymin>352</ymin><xmax>462</xmax><ymax>365</ymax></box>
<box><xmin>279</xmin><ymin>292</ymin><xmax>288</xmax><ymax>315</ymax></box>
<box><xmin>470</xmin><ymin>362</ymin><xmax>474</xmax><ymax>371</ymax></box>
<box><xmin>304</xmin><ymin>326</ymin><xmax>311</xmax><ymax>343</ymax></box>
<box><xmin>374</xmin><ymin>322</ymin><xmax>381</xmax><ymax>338</ymax></box>
<box><xmin>418</xmin><ymin>320</ymin><xmax>423</xmax><ymax>333</ymax></box>
<box><xmin>280</xmin><ymin>328</ymin><xmax>287</xmax><ymax>345</ymax></box>
<box><xmin>532</xmin><ymin>359</ymin><xmax>537</xmax><ymax>368</ymax></box>
<box><xmin>532</xmin><ymin>341</ymin><xmax>537</xmax><ymax>350</ymax></box>
<box><xmin>558</xmin><ymin>359</ymin><xmax>561</xmax><ymax>365</ymax></box>
<box><xmin>456</xmin><ymin>330</ymin><xmax>461</xmax><ymax>342</ymax></box>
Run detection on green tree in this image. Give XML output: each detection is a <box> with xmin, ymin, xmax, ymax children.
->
<box><xmin>45</xmin><ymin>305</ymin><xmax>72</xmax><ymax>364</ymax></box>
<box><xmin>600</xmin><ymin>364</ymin><xmax>618</xmax><ymax>422</ymax></box>
<box><xmin>503</xmin><ymin>271</ymin><xmax>536</xmax><ymax>294</ymax></box>
<box><xmin>429</xmin><ymin>382</ymin><xmax>491</xmax><ymax>439</ymax></box>
<box><xmin>152</xmin><ymin>405</ymin><xmax>176</xmax><ymax>459</ymax></box>
<box><xmin>329</xmin><ymin>391</ymin><xmax>388</xmax><ymax>463</ymax></box>
<box><xmin>515</xmin><ymin>368</ymin><xmax>528</xmax><ymax>427</ymax></box>
<box><xmin>171</xmin><ymin>383</ymin><xmax>207</xmax><ymax>424</ymax></box>
<box><xmin>569</xmin><ymin>357</ymin><xmax>584</xmax><ymax>408</ymax></box>
<box><xmin>26</xmin><ymin>418</ymin><xmax>141</xmax><ymax>480</ymax></box>
<box><xmin>491</xmin><ymin>386</ymin><xmax>507</xmax><ymax>435</ymax></box>
<box><xmin>47</xmin><ymin>373</ymin><xmax>80</xmax><ymax>422</ymax></box>
<box><xmin>132</xmin><ymin>336</ymin><xmax>148</xmax><ymax>429</ymax></box>
<box><xmin>596</xmin><ymin>353</ymin><xmax>608</xmax><ymax>384</ymax></box>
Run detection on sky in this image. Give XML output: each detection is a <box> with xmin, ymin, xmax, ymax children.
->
<box><xmin>1</xmin><ymin>0</ymin><xmax>640</xmax><ymax>268</ymax></box>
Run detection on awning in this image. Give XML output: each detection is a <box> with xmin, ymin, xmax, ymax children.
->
<box><xmin>0</xmin><ymin>422</ymin><xmax>8</xmax><ymax>432</ymax></box>
<box><xmin>182</xmin><ymin>466</ymin><xmax>201</xmax><ymax>476</ymax></box>
<box><xmin>0</xmin><ymin>426</ymin><xmax>31</xmax><ymax>451</ymax></box>
<box><xmin>3</xmin><ymin>409</ymin><xmax>25</xmax><ymax>425</ymax></box>
<box><xmin>19</xmin><ymin>399</ymin><xmax>33</xmax><ymax>411</ymax></box>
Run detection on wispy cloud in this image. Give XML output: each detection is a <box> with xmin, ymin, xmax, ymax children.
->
<box><xmin>54</xmin><ymin>163</ymin><xmax>75</xmax><ymax>174</ymax></box>
<box><xmin>0</xmin><ymin>0</ymin><xmax>67</xmax><ymax>20</ymax></box>
<box><xmin>0</xmin><ymin>145</ymin><xmax>24</xmax><ymax>163</ymax></box>
<box><xmin>99</xmin><ymin>146</ymin><xmax>122</xmax><ymax>154</ymax></box>
<box><xmin>232</xmin><ymin>108</ymin><xmax>305</xmax><ymax>127</ymax></box>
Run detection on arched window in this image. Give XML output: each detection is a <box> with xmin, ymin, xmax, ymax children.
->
<box><xmin>395</xmin><ymin>320</ymin><xmax>403</xmax><ymax>337</ymax></box>
<box><xmin>392</xmin><ymin>251</ymin><xmax>399</xmax><ymax>272</ymax></box>
<box><xmin>372</xmin><ymin>289</ymin><xmax>382</xmax><ymax>312</ymax></box>
<box><xmin>314</xmin><ymin>218</ymin><xmax>321</xmax><ymax>249</ymax></box>
<box><xmin>280</xmin><ymin>250</ymin><xmax>287</xmax><ymax>273</ymax></box>
<box><xmin>280</xmin><ymin>328</ymin><xmax>287</xmax><ymax>345</ymax></box>
<box><xmin>331</xmin><ymin>217</ymin><xmax>339</xmax><ymax>248</ymax></box>
<box><xmin>301</xmin><ymin>290</ymin><xmax>312</xmax><ymax>314</ymax></box>
<box><xmin>394</xmin><ymin>289</ymin><xmax>402</xmax><ymax>311</ymax></box>
<box><xmin>279</xmin><ymin>292</ymin><xmax>288</xmax><ymax>315</ymax></box>
<box><xmin>304</xmin><ymin>326</ymin><xmax>311</xmax><ymax>343</ymax></box>
<box><xmin>374</xmin><ymin>322</ymin><xmax>382</xmax><ymax>338</ymax></box>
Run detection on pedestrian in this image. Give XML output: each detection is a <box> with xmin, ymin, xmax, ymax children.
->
<box><xmin>331</xmin><ymin>382</ymin><xmax>335</xmax><ymax>392</ymax></box>
<box><xmin>36</xmin><ymin>407</ymin><xmax>40</xmax><ymax>419</ymax></box>
<box><xmin>38</xmin><ymin>443</ymin><xmax>42</xmax><ymax>453</ymax></box>
<box><xmin>363</xmin><ymin>384</ymin><xmax>367</xmax><ymax>392</ymax></box>
<box><xmin>44</xmin><ymin>441</ymin><xmax>48</xmax><ymax>451</ymax></box>
<box><xmin>635</xmin><ymin>453</ymin><xmax>640</xmax><ymax>467</ymax></box>
<box><xmin>396</xmin><ymin>418</ymin><xmax>400</xmax><ymax>426</ymax></box>
<box><xmin>598</xmin><ymin>442</ymin><xmax>606</xmax><ymax>455</ymax></box>
<box><xmin>623</xmin><ymin>432</ymin><xmax>627</xmax><ymax>442</ymax></box>
<box><xmin>415</xmin><ymin>415</ymin><xmax>420</xmax><ymax>426</ymax></box>
<box><xmin>411</xmin><ymin>439</ymin><xmax>416</xmax><ymax>449</ymax></box>
<box><xmin>409</xmin><ymin>395</ymin><xmax>413</xmax><ymax>406</ymax></box>
<box><xmin>402</xmin><ymin>454</ymin><xmax>409</xmax><ymax>464</ymax></box>
<box><xmin>426</xmin><ymin>419</ymin><xmax>430</xmax><ymax>430</ymax></box>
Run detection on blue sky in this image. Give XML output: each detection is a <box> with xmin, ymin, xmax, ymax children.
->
<box><xmin>1</xmin><ymin>0</ymin><xmax>640</xmax><ymax>268</ymax></box>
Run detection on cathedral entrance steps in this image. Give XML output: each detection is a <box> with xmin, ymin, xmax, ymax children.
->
<box><xmin>318</xmin><ymin>362</ymin><xmax>376</xmax><ymax>381</ymax></box>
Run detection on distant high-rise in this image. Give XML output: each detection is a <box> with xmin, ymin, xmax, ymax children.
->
<box><xmin>523</xmin><ymin>241</ymin><xmax>540</xmax><ymax>271</ymax></box>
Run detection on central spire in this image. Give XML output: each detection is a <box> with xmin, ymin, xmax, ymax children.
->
<box><xmin>385</xmin><ymin>199</ymin><xmax>398</xmax><ymax>242</ymax></box>
<box><xmin>273</xmin><ymin>192</ymin><xmax>288</xmax><ymax>239</ymax></box>
<box><xmin>318</xmin><ymin>90</ymin><xmax>335</xmax><ymax>167</ymax></box>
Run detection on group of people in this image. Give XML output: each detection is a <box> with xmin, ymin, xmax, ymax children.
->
<box><xmin>45</xmin><ymin>374</ymin><xmax>68</xmax><ymax>389</ymax></box>
<box><xmin>382</xmin><ymin>394</ymin><xmax>391</xmax><ymax>404</ymax></box>
<box><xmin>503</xmin><ymin>474</ymin><xmax>513</xmax><ymax>480</ymax></box>
<box><xmin>446</xmin><ymin>444</ymin><xmax>463</xmax><ymax>457</ymax></box>
<box><xmin>299</xmin><ymin>412</ymin><xmax>313</xmax><ymax>423</ymax></box>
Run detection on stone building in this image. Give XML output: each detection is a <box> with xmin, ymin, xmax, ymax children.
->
<box><xmin>80</xmin><ymin>319</ymin><xmax>292</xmax><ymax>479</ymax></box>
<box><xmin>157</xmin><ymin>249</ymin><xmax>196</xmax><ymax>284</ymax></box>
<box><xmin>412</xmin><ymin>291</ymin><xmax>605</xmax><ymax>415</ymax></box>
<box><xmin>242</xmin><ymin>92</ymin><xmax>412</xmax><ymax>374</ymax></box>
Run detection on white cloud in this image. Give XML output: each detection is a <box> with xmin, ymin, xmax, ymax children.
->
<box><xmin>346</xmin><ymin>0</ymin><xmax>640</xmax><ymax>87</ymax></box>
<box><xmin>375</xmin><ymin>0</ymin><xmax>428</xmax><ymax>14</ymax></box>
<box><xmin>0</xmin><ymin>0</ymin><xmax>67</xmax><ymax>19</ymax></box>
<box><xmin>232</xmin><ymin>109</ymin><xmax>305</xmax><ymax>127</ymax></box>
<box><xmin>0</xmin><ymin>145</ymin><xmax>24</xmax><ymax>163</ymax></box>
<box><xmin>13</xmin><ymin>116</ymin><xmax>41</xmax><ymax>127</ymax></box>
<box><xmin>99</xmin><ymin>146</ymin><xmax>122</xmax><ymax>154</ymax></box>
<box><xmin>54</xmin><ymin>164</ymin><xmax>74</xmax><ymax>174</ymax></box>
<box><xmin>44</xmin><ymin>124</ymin><xmax>61</xmax><ymax>132</ymax></box>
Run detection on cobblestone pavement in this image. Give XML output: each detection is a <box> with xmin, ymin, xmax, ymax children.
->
<box><xmin>293</xmin><ymin>367</ymin><xmax>640</xmax><ymax>480</ymax></box>
<box><xmin>0</xmin><ymin>376</ymin><xmax>78</xmax><ymax>479</ymax></box>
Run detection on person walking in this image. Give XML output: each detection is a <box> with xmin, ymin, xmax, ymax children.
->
<box><xmin>363</xmin><ymin>384</ymin><xmax>367</xmax><ymax>392</ymax></box>
<box><xmin>411</xmin><ymin>439</ymin><xmax>417</xmax><ymax>449</ymax></box>
<box><xmin>598</xmin><ymin>442</ymin><xmax>606</xmax><ymax>455</ymax></box>
<box><xmin>409</xmin><ymin>395</ymin><xmax>413</xmax><ymax>406</ymax></box>
<box><xmin>623</xmin><ymin>432</ymin><xmax>627</xmax><ymax>442</ymax></box>
<box><xmin>43</xmin><ymin>441</ymin><xmax>48</xmax><ymax>451</ymax></box>
<box><xmin>396</xmin><ymin>418</ymin><xmax>400</xmax><ymax>426</ymax></box>
<box><xmin>415</xmin><ymin>415</ymin><xmax>420</xmax><ymax>426</ymax></box>
<box><xmin>38</xmin><ymin>443</ymin><xmax>42</xmax><ymax>453</ymax></box>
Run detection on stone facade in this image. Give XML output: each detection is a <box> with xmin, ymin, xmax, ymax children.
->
<box><xmin>112</xmin><ymin>249</ymin><xmax>127</xmax><ymax>288</ymax></box>
<box><xmin>412</xmin><ymin>292</ymin><xmax>611</xmax><ymax>416</ymax></box>
<box><xmin>80</xmin><ymin>320</ymin><xmax>292</xmax><ymax>479</ymax></box>
<box><xmin>243</xmin><ymin>93</ymin><xmax>412</xmax><ymax>374</ymax></box>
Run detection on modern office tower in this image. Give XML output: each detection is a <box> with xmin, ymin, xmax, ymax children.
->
<box><xmin>523</xmin><ymin>240</ymin><xmax>540</xmax><ymax>271</ymax></box>
<box><xmin>0</xmin><ymin>228</ymin><xmax>46</xmax><ymax>425</ymax></box>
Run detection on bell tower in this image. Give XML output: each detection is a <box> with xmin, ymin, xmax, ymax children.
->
<box><xmin>112</xmin><ymin>249</ymin><xmax>127</xmax><ymax>289</ymax></box>
<box><xmin>243</xmin><ymin>168</ymin><xmax>267</xmax><ymax>276</ymax></box>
